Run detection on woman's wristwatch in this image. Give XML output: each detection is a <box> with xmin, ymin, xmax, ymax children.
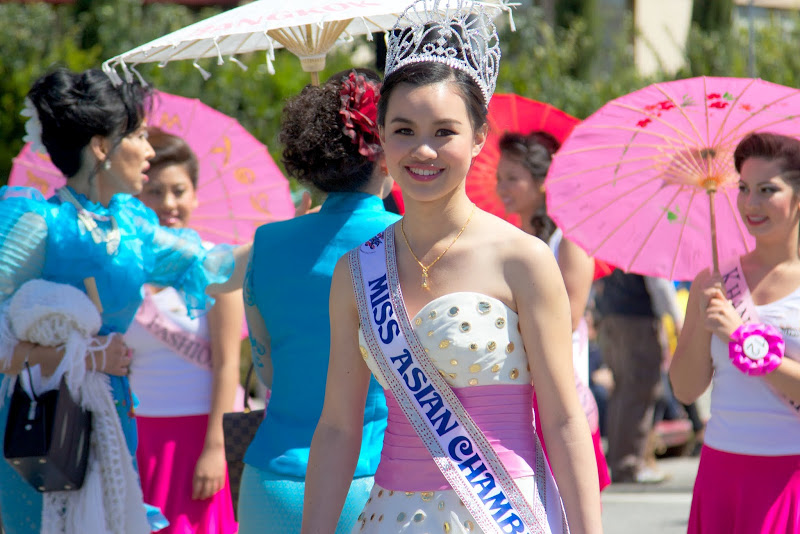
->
<box><xmin>728</xmin><ymin>323</ymin><xmax>784</xmax><ymax>376</ymax></box>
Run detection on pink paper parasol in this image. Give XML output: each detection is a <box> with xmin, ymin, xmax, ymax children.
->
<box><xmin>545</xmin><ymin>76</ymin><xmax>800</xmax><ymax>281</ymax></box>
<box><xmin>9</xmin><ymin>90</ymin><xmax>293</xmax><ymax>245</ymax></box>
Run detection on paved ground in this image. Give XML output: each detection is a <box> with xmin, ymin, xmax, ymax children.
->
<box><xmin>601</xmin><ymin>456</ymin><xmax>699</xmax><ymax>534</ymax></box>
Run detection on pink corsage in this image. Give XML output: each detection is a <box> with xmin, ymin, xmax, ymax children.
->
<box><xmin>728</xmin><ymin>323</ymin><xmax>784</xmax><ymax>376</ymax></box>
<box><xmin>339</xmin><ymin>71</ymin><xmax>382</xmax><ymax>161</ymax></box>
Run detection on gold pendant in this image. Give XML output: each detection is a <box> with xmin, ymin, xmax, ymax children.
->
<box><xmin>421</xmin><ymin>269</ymin><xmax>429</xmax><ymax>290</ymax></box>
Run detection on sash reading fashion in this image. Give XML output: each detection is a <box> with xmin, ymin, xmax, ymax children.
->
<box><xmin>349</xmin><ymin>224</ymin><xmax>568</xmax><ymax>534</ymax></box>
<box><xmin>721</xmin><ymin>259</ymin><xmax>800</xmax><ymax>416</ymax></box>
<box><xmin>134</xmin><ymin>289</ymin><xmax>212</xmax><ymax>372</ymax></box>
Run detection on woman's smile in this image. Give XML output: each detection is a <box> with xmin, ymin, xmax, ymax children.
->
<box><xmin>405</xmin><ymin>164</ymin><xmax>444</xmax><ymax>182</ymax></box>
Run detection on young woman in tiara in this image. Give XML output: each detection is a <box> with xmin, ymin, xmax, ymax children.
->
<box><xmin>495</xmin><ymin>131</ymin><xmax>611</xmax><ymax>492</ymax></box>
<box><xmin>237</xmin><ymin>68</ymin><xmax>399</xmax><ymax>533</ymax></box>
<box><xmin>302</xmin><ymin>1</ymin><xmax>603</xmax><ymax>533</ymax></box>
<box><xmin>670</xmin><ymin>132</ymin><xmax>800</xmax><ymax>534</ymax></box>
<box><xmin>0</xmin><ymin>68</ymin><xmax>247</xmax><ymax>533</ymax></box>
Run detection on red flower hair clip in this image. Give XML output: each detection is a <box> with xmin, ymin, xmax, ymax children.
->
<box><xmin>340</xmin><ymin>71</ymin><xmax>382</xmax><ymax>161</ymax></box>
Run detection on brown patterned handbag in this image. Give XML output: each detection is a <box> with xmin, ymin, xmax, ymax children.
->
<box><xmin>222</xmin><ymin>363</ymin><xmax>264</xmax><ymax>518</ymax></box>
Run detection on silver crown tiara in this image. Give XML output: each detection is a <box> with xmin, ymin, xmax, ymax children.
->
<box><xmin>385</xmin><ymin>0</ymin><xmax>501</xmax><ymax>107</ymax></box>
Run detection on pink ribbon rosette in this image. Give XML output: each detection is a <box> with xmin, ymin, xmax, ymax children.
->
<box><xmin>728</xmin><ymin>323</ymin><xmax>785</xmax><ymax>376</ymax></box>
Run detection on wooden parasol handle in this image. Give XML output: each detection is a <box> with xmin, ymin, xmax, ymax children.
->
<box><xmin>707</xmin><ymin>188</ymin><xmax>720</xmax><ymax>278</ymax></box>
<box><xmin>83</xmin><ymin>277</ymin><xmax>103</xmax><ymax>314</ymax></box>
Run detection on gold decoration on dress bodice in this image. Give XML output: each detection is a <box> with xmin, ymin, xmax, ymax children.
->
<box><xmin>358</xmin><ymin>292</ymin><xmax>531</xmax><ymax>389</ymax></box>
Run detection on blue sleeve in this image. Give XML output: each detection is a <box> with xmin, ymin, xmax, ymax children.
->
<box><xmin>130</xmin><ymin>198</ymin><xmax>235</xmax><ymax>317</ymax></box>
<box><xmin>0</xmin><ymin>187</ymin><xmax>48</xmax><ymax>304</ymax></box>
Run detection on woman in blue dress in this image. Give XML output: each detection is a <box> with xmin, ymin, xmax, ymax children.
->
<box><xmin>0</xmin><ymin>68</ymin><xmax>247</xmax><ymax>533</ymax></box>
<box><xmin>237</xmin><ymin>69</ymin><xmax>400</xmax><ymax>533</ymax></box>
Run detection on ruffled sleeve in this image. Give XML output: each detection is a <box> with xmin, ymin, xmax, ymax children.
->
<box><xmin>122</xmin><ymin>196</ymin><xmax>235</xmax><ymax>317</ymax></box>
<box><xmin>0</xmin><ymin>187</ymin><xmax>49</xmax><ymax>305</ymax></box>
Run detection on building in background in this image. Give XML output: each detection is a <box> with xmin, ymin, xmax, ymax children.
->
<box><xmin>633</xmin><ymin>0</ymin><xmax>694</xmax><ymax>76</ymax></box>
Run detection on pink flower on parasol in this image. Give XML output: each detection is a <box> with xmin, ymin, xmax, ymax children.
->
<box><xmin>545</xmin><ymin>76</ymin><xmax>800</xmax><ymax>281</ymax></box>
<box><xmin>9</xmin><ymin>90</ymin><xmax>293</xmax><ymax>245</ymax></box>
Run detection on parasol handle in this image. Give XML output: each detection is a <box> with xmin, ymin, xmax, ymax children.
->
<box><xmin>83</xmin><ymin>277</ymin><xmax>103</xmax><ymax>314</ymax></box>
<box><xmin>707</xmin><ymin>189</ymin><xmax>720</xmax><ymax>279</ymax></box>
<box><xmin>310</xmin><ymin>71</ymin><xmax>320</xmax><ymax>87</ymax></box>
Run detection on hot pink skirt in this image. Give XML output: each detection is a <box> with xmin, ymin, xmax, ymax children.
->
<box><xmin>688</xmin><ymin>445</ymin><xmax>800</xmax><ymax>534</ymax></box>
<box><xmin>137</xmin><ymin>414</ymin><xmax>238</xmax><ymax>534</ymax></box>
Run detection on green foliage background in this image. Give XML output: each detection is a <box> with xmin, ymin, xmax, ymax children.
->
<box><xmin>1</xmin><ymin>1</ymin><xmax>799</xmax><ymax>185</ymax></box>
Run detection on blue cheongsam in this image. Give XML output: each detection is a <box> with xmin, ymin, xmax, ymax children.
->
<box><xmin>0</xmin><ymin>185</ymin><xmax>234</xmax><ymax>533</ymax></box>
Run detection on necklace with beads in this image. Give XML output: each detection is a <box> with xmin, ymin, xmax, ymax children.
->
<box><xmin>56</xmin><ymin>187</ymin><xmax>121</xmax><ymax>255</ymax></box>
<box><xmin>400</xmin><ymin>203</ymin><xmax>476</xmax><ymax>290</ymax></box>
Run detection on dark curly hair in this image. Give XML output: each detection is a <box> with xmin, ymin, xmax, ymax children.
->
<box><xmin>498</xmin><ymin>131</ymin><xmax>560</xmax><ymax>241</ymax></box>
<box><xmin>27</xmin><ymin>68</ymin><xmax>151</xmax><ymax>178</ymax></box>
<box><xmin>280</xmin><ymin>69</ymin><xmax>381</xmax><ymax>193</ymax></box>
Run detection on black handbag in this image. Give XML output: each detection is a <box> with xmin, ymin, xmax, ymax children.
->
<box><xmin>222</xmin><ymin>363</ymin><xmax>264</xmax><ymax>519</ymax></box>
<box><xmin>3</xmin><ymin>364</ymin><xmax>92</xmax><ymax>492</ymax></box>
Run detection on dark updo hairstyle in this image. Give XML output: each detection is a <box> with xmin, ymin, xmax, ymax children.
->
<box><xmin>146</xmin><ymin>127</ymin><xmax>199</xmax><ymax>189</ymax></box>
<box><xmin>734</xmin><ymin>132</ymin><xmax>800</xmax><ymax>193</ymax></box>
<box><xmin>280</xmin><ymin>68</ymin><xmax>382</xmax><ymax>193</ymax></box>
<box><xmin>26</xmin><ymin>68</ymin><xmax>151</xmax><ymax>178</ymax></box>
<box><xmin>378</xmin><ymin>62</ymin><xmax>488</xmax><ymax>132</ymax></box>
<box><xmin>498</xmin><ymin>131</ymin><xmax>561</xmax><ymax>241</ymax></box>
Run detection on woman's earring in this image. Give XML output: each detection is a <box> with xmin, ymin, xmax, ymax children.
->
<box><xmin>103</xmin><ymin>159</ymin><xmax>111</xmax><ymax>171</ymax></box>
<box><xmin>539</xmin><ymin>184</ymin><xmax>546</xmax><ymax>193</ymax></box>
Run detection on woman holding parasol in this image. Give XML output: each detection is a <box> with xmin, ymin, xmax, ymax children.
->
<box><xmin>495</xmin><ymin>130</ymin><xmax>611</xmax><ymax>491</ymax></box>
<box><xmin>670</xmin><ymin>132</ymin><xmax>800</xmax><ymax>533</ymax></box>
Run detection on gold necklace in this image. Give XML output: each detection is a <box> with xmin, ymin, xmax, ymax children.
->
<box><xmin>400</xmin><ymin>203</ymin><xmax>476</xmax><ymax>290</ymax></box>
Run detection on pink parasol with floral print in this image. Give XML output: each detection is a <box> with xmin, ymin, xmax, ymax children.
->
<box><xmin>545</xmin><ymin>76</ymin><xmax>800</xmax><ymax>281</ymax></box>
<box><xmin>9</xmin><ymin>90</ymin><xmax>293</xmax><ymax>245</ymax></box>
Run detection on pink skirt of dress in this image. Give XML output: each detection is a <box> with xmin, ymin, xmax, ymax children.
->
<box><xmin>136</xmin><ymin>414</ymin><xmax>238</xmax><ymax>534</ymax></box>
<box><xmin>688</xmin><ymin>445</ymin><xmax>800</xmax><ymax>534</ymax></box>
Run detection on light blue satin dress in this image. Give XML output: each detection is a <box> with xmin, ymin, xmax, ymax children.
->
<box><xmin>0</xmin><ymin>185</ymin><xmax>234</xmax><ymax>533</ymax></box>
<box><xmin>239</xmin><ymin>192</ymin><xmax>399</xmax><ymax>533</ymax></box>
